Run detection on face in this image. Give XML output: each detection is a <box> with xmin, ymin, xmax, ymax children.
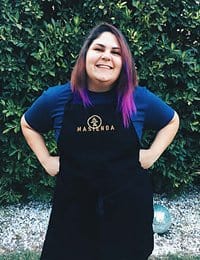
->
<box><xmin>86</xmin><ymin>32</ymin><xmax>122</xmax><ymax>92</ymax></box>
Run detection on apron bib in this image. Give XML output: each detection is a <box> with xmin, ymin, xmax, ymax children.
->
<box><xmin>41</xmin><ymin>95</ymin><xmax>154</xmax><ymax>260</ymax></box>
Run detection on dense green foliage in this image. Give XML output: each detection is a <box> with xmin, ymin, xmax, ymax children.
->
<box><xmin>0</xmin><ymin>0</ymin><xmax>199</xmax><ymax>204</ymax></box>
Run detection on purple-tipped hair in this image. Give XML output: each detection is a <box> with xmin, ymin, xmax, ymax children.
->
<box><xmin>71</xmin><ymin>23</ymin><xmax>138</xmax><ymax>127</ymax></box>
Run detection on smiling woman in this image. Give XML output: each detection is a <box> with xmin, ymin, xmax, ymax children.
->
<box><xmin>21</xmin><ymin>22</ymin><xmax>179</xmax><ymax>260</ymax></box>
<box><xmin>85</xmin><ymin>32</ymin><xmax>122</xmax><ymax>92</ymax></box>
<box><xmin>71</xmin><ymin>23</ymin><xmax>138</xmax><ymax>127</ymax></box>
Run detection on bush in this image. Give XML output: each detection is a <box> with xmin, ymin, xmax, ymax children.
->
<box><xmin>0</xmin><ymin>0</ymin><xmax>199</xmax><ymax>204</ymax></box>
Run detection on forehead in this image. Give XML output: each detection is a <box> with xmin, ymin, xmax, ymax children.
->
<box><xmin>91</xmin><ymin>32</ymin><xmax>120</xmax><ymax>48</ymax></box>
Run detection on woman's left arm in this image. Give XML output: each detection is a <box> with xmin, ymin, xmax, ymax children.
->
<box><xmin>139</xmin><ymin>111</ymin><xmax>180</xmax><ymax>169</ymax></box>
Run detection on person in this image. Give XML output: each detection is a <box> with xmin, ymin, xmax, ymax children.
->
<box><xmin>21</xmin><ymin>22</ymin><xmax>179</xmax><ymax>260</ymax></box>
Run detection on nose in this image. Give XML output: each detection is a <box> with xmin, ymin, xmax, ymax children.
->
<box><xmin>101</xmin><ymin>51</ymin><xmax>111</xmax><ymax>61</ymax></box>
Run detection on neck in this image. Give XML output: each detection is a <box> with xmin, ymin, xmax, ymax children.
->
<box><xmin>88</xmin><ymin>81</ymin><xmax>113</xmax><ymax>93</ymax></box>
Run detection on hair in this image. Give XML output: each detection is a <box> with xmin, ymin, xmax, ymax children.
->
<box><xmin>71</xmin><ymin>22</ymin><xmax>138</xmax><ymax>127</ymax></box>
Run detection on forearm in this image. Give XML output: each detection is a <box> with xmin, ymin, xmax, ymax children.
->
<box><xmin>149</xmin><ymin>111</ymin><xmax>180</xmax><ymax>159</ymax></box>
<box><xmin>139</xmin><ymin>111</ymin><xmax>180</xmax><ymax>169</ymax></box>
<box><xmin>20</xmin><ymin>115</ymin><xmax>59</xmax><ymax>176</ymax></box>
<box><xmin>20</xmin><ymin>115</ymin><xmax>50</xmax><ymax>165</ymax></box>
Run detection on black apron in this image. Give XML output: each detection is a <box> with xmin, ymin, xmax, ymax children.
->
<box><xmin>40</xmin><ymin>95</ymin><xmax>154</xmax><ymax>260</ymax></box>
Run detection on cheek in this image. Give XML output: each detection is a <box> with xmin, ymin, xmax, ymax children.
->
<box><xmin>85</xmin><ymin>55</ymin><xmax>93</xmax><ymax>74</ymax></box>
<box><xmin>115</xmin><ymin>57</ymin><xmax>122</xmax><ymax>70</ymax></box>
<box><xmin>117</xmin><ymin>60</ymin><xmax>122</xmax><ymax>74</ymax></box>
<box><xmin>86</xmin><ymin>57</ymin><xmax>96</xmax><ymax>76</ymax></box>
<box><xmin>86</xmin><ymin>51</ymin><xmax>98</xmax><ymax>64</ymax></box>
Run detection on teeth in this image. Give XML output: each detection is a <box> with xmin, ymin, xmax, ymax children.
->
<box><xmin>96</xmin><ymin>65</ymin><xmax>112</xmax><ymax>69</ymax></box>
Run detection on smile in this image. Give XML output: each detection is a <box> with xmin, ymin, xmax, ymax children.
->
<box><xmin>96</xmin><ymin>64</ymin><xmax>113</xmax><ymax>69</ymax></box>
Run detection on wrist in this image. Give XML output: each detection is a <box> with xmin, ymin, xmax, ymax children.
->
<box><xmin>38</xmin><ymin>153</ymin><xmax>51</xmax><ymax>167</ymax></box>
<box><xmin>149</xmin><ymin>147</ymin><xmax>161</xmax><ymax>162</ymax></box>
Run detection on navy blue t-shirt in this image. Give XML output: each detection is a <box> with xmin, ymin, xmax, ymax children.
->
<box><xmin>24</xmin><ymin>82</ymin><xmax>175</xmax><ymax>142</ymax></box>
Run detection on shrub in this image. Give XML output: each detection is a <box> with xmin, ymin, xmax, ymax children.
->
<box><xmin>0</xmin><ymin>0</ymin><xmax>199</xmax><ymax>203</ymax></box>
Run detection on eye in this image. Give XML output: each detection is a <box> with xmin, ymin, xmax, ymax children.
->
<box><xmin>94</xmin><ymin>47</ymin><xmax>104</xmax><ymax>52</ymax></box>
<box><xmin>112</xmin><ymin>51</ymin><xmax>121</xmax><ymax>56</ymax></box>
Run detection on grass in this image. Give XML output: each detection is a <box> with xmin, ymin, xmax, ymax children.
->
<box><xmin>149</xmin><ymin>255</ymin><xmax>200</xmax><ymax>260</ymax></box>
<box><xmin>0</xmin><ymin>251</ymin><xmax>40</xmax><ymax>260</ymax></box>
<box><xmin>0</xmin><ymin>251</ymin><xmax>199</xmax><ymax>260</ymax></box>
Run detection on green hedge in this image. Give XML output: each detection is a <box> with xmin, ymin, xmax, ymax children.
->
<box><xmin>0</xmin><ymin>0</ymin><xmax>199</xmax><ymax>204</ymax></box>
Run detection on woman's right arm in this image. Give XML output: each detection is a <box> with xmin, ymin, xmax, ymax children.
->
<box><xmin>20</xmin><ymin>115</ymin><xmax>59</xmax><ymax>176</ymax></box>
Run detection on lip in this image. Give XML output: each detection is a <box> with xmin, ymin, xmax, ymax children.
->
<box><xmin>96</xmin><ymin>64</ymin><xmax>113</xmax><ymax>69</ymax></box>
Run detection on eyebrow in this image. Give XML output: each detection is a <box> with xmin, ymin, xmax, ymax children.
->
<box><xmin>94</xmin><ymin>43</ymin><xmax>121</xmax><ymax>50</ymax></box>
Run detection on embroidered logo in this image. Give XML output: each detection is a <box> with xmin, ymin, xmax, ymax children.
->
<box><xmin>76</xmin><ymin>114</ymin><xmax>115</xmax><ymax>133</ymax></box>
<box><xmin>87</xmin><ymin>115</ymin><xmax>102</xmax><ymax>129</ymax></box>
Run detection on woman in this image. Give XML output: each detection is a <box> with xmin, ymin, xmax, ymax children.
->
<box><xmin>21</xmin><ymin>23</ymin><xmax>179</xmax><ymax>260</ymax></box>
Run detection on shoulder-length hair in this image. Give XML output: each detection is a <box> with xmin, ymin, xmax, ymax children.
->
<box><xmin>71</xmin><ymin>22</ymin><xmax>138</xmax><ymax>127</ymax></box>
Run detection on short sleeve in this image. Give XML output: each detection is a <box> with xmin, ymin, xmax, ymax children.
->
<box><xmin>144</xmin><ymin>88</ymin><xmax>175</xmax><ymax>131</ymax></box>
<box><xmin>24</xmin><ymin>83</ymin><xmax>72</xmax><ymax>135</ymax></box>
<box><xmin>24</xmin><ymin>89</ymin><xmax>54</xmax><ymax>133</ymax></box>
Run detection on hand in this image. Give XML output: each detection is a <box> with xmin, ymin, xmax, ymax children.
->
<box><xmin>41</xmin><ymin>156</ymin><xmax>60</xmax><ymax>177</ymax></box>
<box><xmin>139</xmin><ymin>149</ymin><xmax>159</xmax><ymax>169</ymax></box>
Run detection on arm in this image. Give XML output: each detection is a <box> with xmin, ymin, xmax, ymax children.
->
<box><xmin>20</xmin><ymin>115</ymin><xmax>59</xmax><ymax>176</ymax></box>
<box><xmin>139</xmin><ymin>111</ymin><xmax>180</xmax><ymax>169</ymax></box>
